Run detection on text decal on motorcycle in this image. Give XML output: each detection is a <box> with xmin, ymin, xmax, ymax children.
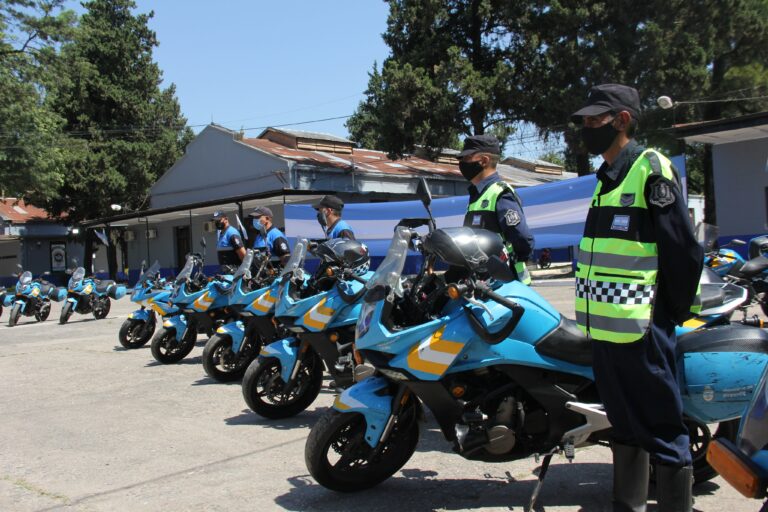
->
<box><xmin>406</xmin><ymin>326</ymin><xmax>464</xmax><ymax>376</ymax></box>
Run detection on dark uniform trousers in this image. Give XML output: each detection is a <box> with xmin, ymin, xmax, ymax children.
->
<box><xmin>592</xmin><ymin>294</ymin><xmax>691</xmax><ymax>467</ymax></box>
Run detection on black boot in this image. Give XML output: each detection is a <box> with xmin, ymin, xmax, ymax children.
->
<box><xmin>612</xmin><ymin>443</ymin><xmax>649</xmax><ymax>512</ymax></box>
<box><xmin>655</xmin><ymin>464</ymin><xmax>693</xmax><ymax>512</ymax></box>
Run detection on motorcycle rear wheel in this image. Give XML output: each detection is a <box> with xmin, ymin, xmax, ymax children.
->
<box><xmin>150</xmin><ymin>326</ymin><xmax>196</xmax><ymax>364</ymax></box>
<box><xmin>305</xmin><ymin>406</ymin><xmax>419</xmax><ymax>492</ymax></box>
<box><xmin>118</xmin><ymin>319</ymin><xmax>154</xmax><ymax>349</ymax></box>
<box><xmin>203</xmin><ymin>334</ymin><xmax>260</xmax><ymax>383</ymax></box>
<box><xmin>8</xmin><ymin>303</ymin><xmax>22</xmax><ymax>327</ymax></box>
<box><xmin>93</xmin><ymin>297</ymin><xmax>110</xmax><ymax>319</ymax></box>
<box><xmin>59</xmin><ymin>302</ymin><xmax>73</xmax><ymax>324</ymax></box>
<box><xmin>241</xmin><ymin>351</ymin><xmax>323</xmax><ymax>418</ymax></box>
<box><xmin>36</xmin><ymin>301</ymin><xmax>51</xmax><ymax>322</ymax></box>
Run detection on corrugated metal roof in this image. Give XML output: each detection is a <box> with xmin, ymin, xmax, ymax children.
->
<box><xmin>256</xmin><ymin>127</ymin><xmax>354</xmax><ymax>145</ymax></box>
<box><xmin>0</xmin><ymin>198</ymin><xmax>54</xmax><ymax>223</ymax></box>
<box><xmin>241</xmin><ymin>138</ymin><xmax>464</xmax><ymax>178</ymax></box>
<box><xmin>497</xmin><ymin>164</ymin><xmax>575</xmax><ymax>187</ymax></box>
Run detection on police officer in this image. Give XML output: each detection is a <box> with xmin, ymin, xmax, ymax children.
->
<box><xmin>312</xmin><ymin>195</ymin><xmax>355</xmax><ymax>240</ymax></box>
<box><xmin>212</xmin><ymin>211</ymin><xmax>245</xmax><ymax>273</ymax></box>
<box><xmin>459</xmin><ymin>134</ymin><xmax>534</xmax><ymax>284</ymax></box>
<box><xmin>248</xmin><ymin>206</ymin><xmax>291</xmax><ymax>266</ymax></box>
<box><xmin>571</xmin><ymin>84</ymin><xmax>703</xmax><ymax>512</ymax></box>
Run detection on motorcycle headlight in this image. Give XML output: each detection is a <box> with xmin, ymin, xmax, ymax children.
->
<box><xmin>356</xmin><ymin>302</ymin><xmax>376</xmax><ymax>340</ymax></box>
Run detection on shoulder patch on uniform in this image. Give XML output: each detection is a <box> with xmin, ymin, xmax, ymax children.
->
<box><xmin>504</xmin><ymin>209</ymin><xmax>521</xmax><ymax>226</ymax></box>
<box><xmin>480</xmin><ymin>199</ymin><xmax>489</xmax><ymax>208</ymax></box>
<box><xmin>648</xmin><ymin>180</ymin><xmax>675</xmax><ymax>208</ymax></box>
<box><xmin>646</xmin><ymin>151</ymin><xmax>663</xmax><ymax>176</ymax></box>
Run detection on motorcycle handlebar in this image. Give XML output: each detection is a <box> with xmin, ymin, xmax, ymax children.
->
<box><xmin>464</xmin><ymin>282</ymin><xmax>525</xmax><ymax>344</ymax></box>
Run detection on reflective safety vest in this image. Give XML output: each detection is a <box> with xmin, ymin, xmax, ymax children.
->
<box><xmin>464</xmin><ymin>181</ymin><xmax>531</xmax><ymax>285</ymax></box>
<box><xmin>576</xmin><ymin>149</ymin><xmax>701</xmax><ymax>343</ymax></box>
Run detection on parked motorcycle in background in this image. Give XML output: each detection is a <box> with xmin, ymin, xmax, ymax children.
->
<box><xmin>119</xmin><ymin>261</ymin><xmax>175</xmax><ymax>349</ymax></box>
<box><xmin>6</xmin><ymin>266</ymin><xmax>65</xmax><ymax>327</ymax></box>
<box><xmin>60</xmin><ymin>261</ymin><xmax>127</xmax><ymax>324</ymax></box>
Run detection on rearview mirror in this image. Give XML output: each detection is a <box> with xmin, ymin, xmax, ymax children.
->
<box><xmin>416</xmin><ymin>177</ymin><xmax>432</xmax><ymax>208</ymax></box>
<box><xmin>16</xmin><ymin>263</ymin><xmax>23</xmax><ymax>270</ymax></box>
<box><xmin>43</xmin><ymin>271</ymin><xmax>50</xmax><ymax>276</ymax></box>
<box><xmin>731</xmin><ymin>239</ymin><xmax>746</xmax><ymax>246</ymax></box>
<box><xmin>200</xmin><ymin>238</ymin><xmax>207</xmax><ymax>248</ymax></box>
<box><xmin>487</xmin><ymin>256</ymin><xmax>515</xmax><ymax>283</ymax></box>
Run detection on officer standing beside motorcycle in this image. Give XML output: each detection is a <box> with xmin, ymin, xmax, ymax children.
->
<box><xmin>458</xmin><ymin>134</ymin><xmax>534</xmax><ymax>284</ymax></box>
<box><xmin>571</xmin><ymin>84</ymin><xmax>703</xmax><ymax>512</ymax></box>
<box><xmin>248</xmin><ymin>206</ymin><xmax>291</xmax><ymax>266</ymax></box>
<box><xmin>212</xmin><ymin>211</ymin><xmax>246</xmax><ymax>273</ymax></box>
<box><xmin>313</xmin><ymin>195</ymin><xmax>355</xmax><ymax>240</ymax></box>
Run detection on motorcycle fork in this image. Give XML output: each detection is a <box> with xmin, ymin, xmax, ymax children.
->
<box><xmin>369</xmin><ymin>385</ymin><xmax>411</xmax><ymax>459</ymax></box>
<box><xmin>284</xmin><ymin>337</ymin><xmax>311</xmax><ymax>391</ymax></box>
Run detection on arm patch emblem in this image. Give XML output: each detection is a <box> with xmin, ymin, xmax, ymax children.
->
<box><xmin>649</xmin><ymin>180</ymin><xmax>675</xmax><ymax>208</ymax></box>
<box><xmin>505</xmin><ymin>209</ymin><xmax>521</xmax><ymax>226</ymax></box>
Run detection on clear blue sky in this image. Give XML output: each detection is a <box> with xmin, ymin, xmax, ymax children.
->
<box><xmin>78</xmin><ymin>1</ymin><xmax>392</xmax><ymax>138</ymax></box>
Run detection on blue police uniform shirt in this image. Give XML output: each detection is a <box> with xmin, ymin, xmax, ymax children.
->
<box><xmin>327</xmin><ymin>219</ymin><xmax>355</xmax><ymax>239</ymax></box>
<box><xmin>253</xmin><ymin>226</ymin><xmax>289</xmax><ymax>255</ymax></box>
<box><xmin>217</xmin><ymin>225</ymin><xmax>241</xmax><ymax>250</ymax></box>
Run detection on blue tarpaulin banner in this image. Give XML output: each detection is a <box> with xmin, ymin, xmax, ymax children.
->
<box><xmin>285</xmin><ymin>174</ymin><xmax>598</xmax><ymax>256</ymax></box>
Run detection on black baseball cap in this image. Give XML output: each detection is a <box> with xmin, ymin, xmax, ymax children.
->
<box><xmin>211</xmin><ymin>210</ymin><xmax>227</xmax><ymax>220</ymax></box>
<box><xmin>249</xmin><ymin>206</ymin><xmax>273</xmax><ymax>218</ymax></box>
<box><xmin>458</xmin><ymin>134</ymin><xmax>501</xmax><ymax>157</ymax></box>
<box><xmin>312</xmin><ymin>195</ymin><xmax>344</xmax><ymax>211</ymax></box>
<box><xmin>571</xmin><ymin>84</ymin><xmax>641</xmax><ymax>123</ymax></box>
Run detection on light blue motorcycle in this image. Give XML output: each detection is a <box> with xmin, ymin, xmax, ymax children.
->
<box><xmin>6</xmin><ymin>266</ymin><xmax>65</xmax><ymax>327</ymax></box>
<box><xmin>60</xmin><ymin>262</ymin><xmax>127</xmax><ymax>324</ymax></box>
<box><xmin>304</xmin><ymin>185</ymin><xmax>768</xmax><ymax>501</ymax></box>
<box><xmin>119</xmin><ymin>261</ymin><xmax>175</xmax><ymax>349</ymax></box>
<box><xmin>201</xmin><ymin>249</ymin><xmax>285</xmax><ymax>382</ymax></box>
<box><xmin>707</xmin><ymin>361</ymin><xmax>768</xmax><ymax>510</ymax></box>
<box><xmin>241</xmin><ymin>237</ymin><xmax>372</xmax><ymax>419</ymax></box>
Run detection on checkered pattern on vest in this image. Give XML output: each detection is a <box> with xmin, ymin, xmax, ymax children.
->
<box><xmin>576</xmin><ymin>278</ymin><xmax>655</xmax><ymax>305</ymax></box>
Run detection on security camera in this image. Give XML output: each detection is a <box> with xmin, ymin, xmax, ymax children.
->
<box><xmin>657</xmin><ymin>96</ymin><xmax>674</xmax><ymax>110</ymax></box>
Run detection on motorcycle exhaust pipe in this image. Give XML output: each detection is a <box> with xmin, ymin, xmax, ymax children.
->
<box><xmin>741</xmin><ymin>315</ymin><xmax>764</xmax><ymax>327</ymax></box>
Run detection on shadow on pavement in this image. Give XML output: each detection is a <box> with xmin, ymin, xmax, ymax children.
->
<box><xmin>144</xmin><ymin>355</ymin><xmax>202</xmax><ymax>367</ymax></box>
<box><xmin>274</xmin><ymin>461</ymin><xmax>614</xmax><ymax>511</ymax></box>
<box><xmin>224</xmin><ymin>407</ymin><xmax>328</xmax><ymax>430</ymax></box>
<box><xmin>191</xmin><ymin>376</ymin><xmax>241</xmax><ymax>386</ymax></box>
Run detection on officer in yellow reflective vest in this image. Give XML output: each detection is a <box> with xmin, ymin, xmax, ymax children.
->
<box><xmin>572</xmin><ymin>84</ymin><xmax>703</xmax><ymax>512</ymax></box>
<box><xmin>459</xmin><ymin>135</ymin><xmax>534</xmax><ymax>284</ymax></box>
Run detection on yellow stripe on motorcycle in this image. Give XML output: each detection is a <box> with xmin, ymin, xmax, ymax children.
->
<box><xmin>406</xmin><ymin>326</ymin><xmax>464</xmax><ymax>376</ymax></box>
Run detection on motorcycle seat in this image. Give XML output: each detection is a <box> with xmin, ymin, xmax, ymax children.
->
<box><xmin>699</xmin><ymin>283</ymin><xmax>726</xmax><ymax>311</ymax></box>
<box><xmin>534</xmin><ymin>317</ymin><xmax>592</xmax><ymax>366</ymax></box>
<box><xmin>677</xmin><ymin>323</ymin><xmax>768</xmax><ymax>356</ymax></box>
<box><xmin>735</xmin><ymin>255</ymin><xmax>768</xmax><ymax>279</ymax></box>
<box><xmin>95</xmin><ymin>280</ymin><xmax>116</xmax><ymax>293</ymax></box>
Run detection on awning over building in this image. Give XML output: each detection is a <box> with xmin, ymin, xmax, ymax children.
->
<box><xmin>673</xmin><ymin>111</ymin><xmax>768</xmax><ymax>145</ymax></box>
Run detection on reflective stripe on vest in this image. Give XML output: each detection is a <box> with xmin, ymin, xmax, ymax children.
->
<box><xmin>465</xmin><ymin>181</ymin><xmax>531</xmax><ymax>285</ymax></box>
<box><xmin>575</xmin><ymin>149</ymin><xmax>673</xmax><ymax>343</ymax></box>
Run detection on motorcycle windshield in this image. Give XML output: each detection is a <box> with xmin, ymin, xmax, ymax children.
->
<box><xmin>364</xmin><ymin>226</ymin><xmax>410</xmax><ymax>300</ymax></box>
<box><xmin>69</xmin><ymin>267</ymin><xmax>85</xmax><ymax>288</ymax></box>
<box><xmin>19</xmin><ymin>271</ymin><xmax>32</xmax><ymax>285</ymax></box>
<box><xmin>281</xmin><ymin>239</ymin><xmax>307</xmax><ymax>277</ymax></box>
<box><xmin>738</xmin><ymin>365</ymin><xmax>768</xmax><ymax>456</ymax></box>
<box><xmin>138</xmin><ymin>261</ymin><xmax>161</xmax><ymax>286</ymax></box>
<box><xmin>233</xmin><ymin>250</ymin><xmax>254</xmax><ymax>280</ymax></box>
<box><xmin>176</xmin><ymin>256</ymin><xmax>194</xmax><ymax>284</ymax></box>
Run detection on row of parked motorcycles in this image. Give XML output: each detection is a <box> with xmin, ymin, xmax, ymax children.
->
<box><xmin>1</xmin><ymin>263</ymin><xmax>127</xmax><ymax>327</ymax></box>
<box><xmin>118</xmin><ymin>180</ymin><xmax>768</xmax><ymax>509</ymax></box>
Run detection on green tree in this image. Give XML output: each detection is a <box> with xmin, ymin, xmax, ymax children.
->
<box><xmin>0</xmin><ymin>0</ymin><xmax>75</xmax><ymax>200</ymax></box>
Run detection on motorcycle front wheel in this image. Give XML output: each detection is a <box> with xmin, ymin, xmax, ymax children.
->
<box><xmin>202</xmin><ymin>333</ymin><xmax>260</xmax><ymax>383</ymax></box>
<box><xmin>305</xmin><ymin>405</ymin><xmax>420</xmax><ymax>492</ymax></box>
<box><xmin>241</xmin><ymin>351</ymin><xmax>323</xmax><ymax>418</ymax></box>
<box><xmin>118</xmin><ymin>319</ymin><xmax>154</xmax><ymax>349</ymax></box>
<box><xmin>59</xmin><ymin>302</ymin><xmax>73</xmax><ymax>324</ymax></box>
<box><xmin>8</xmin><ymin>303</ymin><xmax>22</xmax><ymax>327</ymax></box>
<box><xmin>150</xmin><ymin>325</ymin><xmax>196</xmax><ymax>364</ymax></box>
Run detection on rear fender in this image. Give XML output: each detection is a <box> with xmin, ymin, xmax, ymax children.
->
<box><xmin>259</xmin><ymin>337</ymin><xmax>299</xmax><ymax>382</ymax></box>
<box><xmin>332</xmin><ymin>376</ymin><xmax>394</xmax><ymax>448</ymax></box>
<box><xmin>216</xmin><ymin>321</ymin><xmax>245</xmax><ymax>352</ymax></box>
<box><xmin>162</xmin><ymin>315</ymin><xmax>188</xmax><ymax>341</ymax></box>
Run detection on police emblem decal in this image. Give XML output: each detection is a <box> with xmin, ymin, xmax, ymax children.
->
<box><xmin>649</xmin><ymin>181</ymin><xmax>675</xmax><ymax>208</ymax></box>
<box><xmin>610</xmin><ymin>215</ymin><xmax>630</xmax><ymax>231</ymax></box>
<box><xmin>505</xmin><ymin>209</ymin><xmax>521</xmax><ymax>226</ymax></box>
<box><xmin>480</xmin><ymin>200</ymin><xmax>489</xmax><ymax>208</ymax></box>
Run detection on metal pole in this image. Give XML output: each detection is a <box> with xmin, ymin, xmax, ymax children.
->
<box><xmin>144</xmin><ymin>218</ymin><xmax>150</xmax><ymax>264</ymax></box>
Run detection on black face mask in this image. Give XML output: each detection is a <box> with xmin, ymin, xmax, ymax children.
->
<box><xmin>214</xmin><ymin>220</ymin><xmax>224</xmax><ymax>230</ymax></box>
<box><xmin>581</xmin><ymin>122</ymin><xmax>618</xmax><ymax>155</ymax></box>
<box><xmin>459</xmin><ymin>160</ymin><xmax>484</xmax><ymax>181</ymax></box>
<box><xmin>316</xmin><ymin>211</ymin><xmax>327</xmax><ymax>229</ymax></box>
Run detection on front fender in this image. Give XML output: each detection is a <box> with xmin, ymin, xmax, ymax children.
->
<box><xmin>66</xmin><ymin>297</ymin><xmax>79</xmax><ymax>309</ymax></box>
<box><xmin>216</xmin><ymin>321</ymin><xmax>245</xmax><ymax>352</ymax></box>
<box><xmin>162</xmin><ymin>315</ymin><xmax>188</xmax><ymax>341</ymax></box>
<box><xmin>14</xmin><ymin>298</ymin><xmax>27</xmax><ymax>313</ymax></box>
<box><xmin>259</xmin><ymin>337</ymin><xmax>299</xmax><ymax>382</ymax></box>
<box><xmin>128</xmin><ymin>308</ymin><xmax>151</xmax><ymax>322</ymax></box>
<box><xmin>333</xmin><ymin>376</ymin><xmax>394</xmax><ymax>448</ymax></box>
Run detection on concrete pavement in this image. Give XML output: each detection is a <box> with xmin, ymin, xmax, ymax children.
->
<box><xmin>0</xmin><ymin>283</ymin><xmax>760</xmax><ymax>511</ymax></box>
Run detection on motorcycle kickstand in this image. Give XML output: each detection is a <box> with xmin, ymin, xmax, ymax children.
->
<box><xmin>526</xmin><ymin>447</ymin><xmax>559</xmax><ymax>512</ymax></box>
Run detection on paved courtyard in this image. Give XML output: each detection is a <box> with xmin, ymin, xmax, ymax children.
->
<box><xmin>0</xmin><ymin>280</ymin><xmax>761</xmax><ymax>511</ymax></box>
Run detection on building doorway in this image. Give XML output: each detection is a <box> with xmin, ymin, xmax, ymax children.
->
<box><xmin>175</xmin><ymin>226</ymin><xmax>191</xmax><ymax>270</ymax></box>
